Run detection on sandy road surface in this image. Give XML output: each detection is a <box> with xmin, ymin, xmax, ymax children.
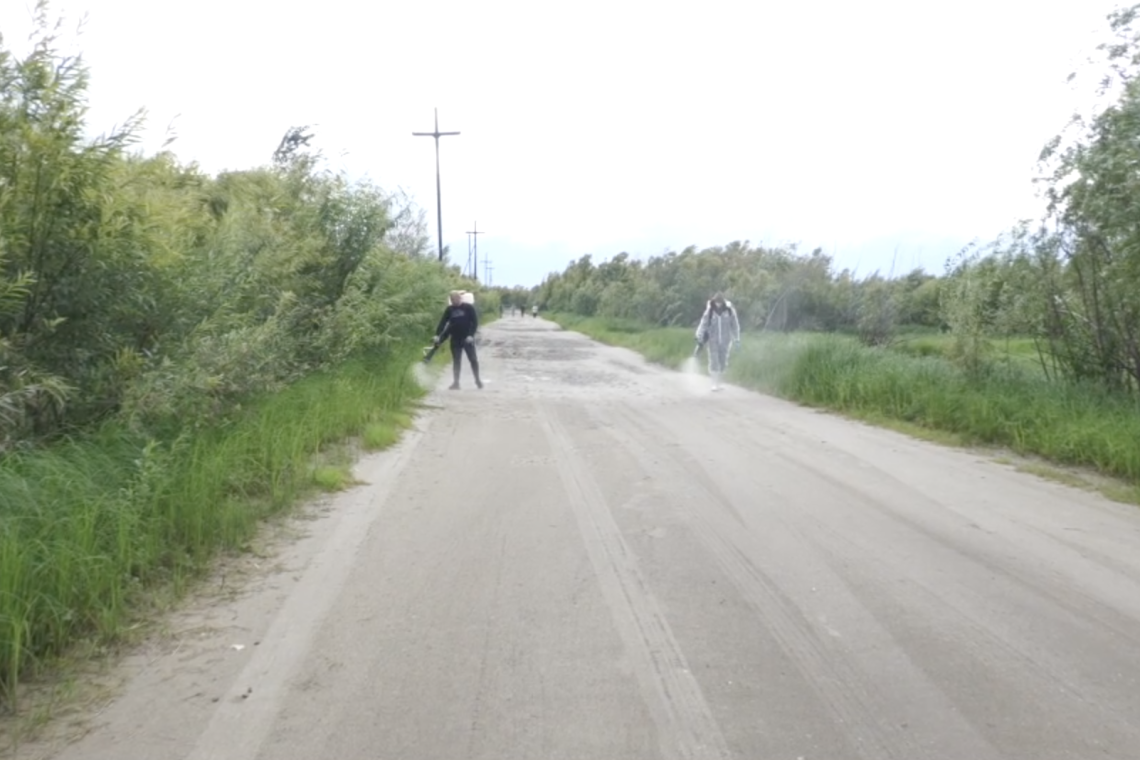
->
<box><xmin>22</xmin><ymin>317</ymin><xmax>1140</xmax><ymax>760</ymax></box>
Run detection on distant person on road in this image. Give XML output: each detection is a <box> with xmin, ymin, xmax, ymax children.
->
<box><xmin>531</xmin><ymin>305</ymin><xmax>538</xmax><ymax>318</ymax></box>
<box><xmin>695</xmin><ymin>292</ymin><xmax>741</xmax><ymax>391</ymax></box>
<box><xmin>432</xmin><ymin>290</ymin><xmax>483</xmax><ymax>390</ymax></box>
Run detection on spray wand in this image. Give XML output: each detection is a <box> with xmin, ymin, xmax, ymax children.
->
<box><xmin>421</xmin><ymin>340</ymin><xmax>441</xmax><ymax>364</ymax></box>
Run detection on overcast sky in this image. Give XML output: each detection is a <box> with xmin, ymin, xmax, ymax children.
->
<box><xmin>1</xmin><ymin>0</ymin><xmax>1126</xmax><ymax>287</ymax></box>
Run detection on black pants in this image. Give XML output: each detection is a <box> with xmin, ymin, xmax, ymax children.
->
<box><xmin>450</xmin><ymin>338</ymin><xmax>480</xmax><ymax>383</ymax></box>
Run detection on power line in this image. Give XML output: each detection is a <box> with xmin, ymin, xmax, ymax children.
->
<box><xmin>466</xmin><ymin>221</ymin><xmax>485</xmax><ymax>282</ymax></box>
<box><xmin>412</xmin><ymin>107</ymin><xmax>460</xmax><ymax>262</ymax></box>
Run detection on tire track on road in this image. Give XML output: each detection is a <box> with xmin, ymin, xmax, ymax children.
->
<box><xmin>183</xmin><ymin>414</ymin><xmax>436</xmax><ymax>760</ymax></box>
<box><xmin>697</xmin><ymin>400</ymin><xmax>1140</xmax><ymax>652</ymax></box>
<box><xmin>535</xmin><ymin>401</ymin><xmax>731</xmax><ymax>760</ymax></box>
<box><xmin>598</xmin><ymin>402</ymin><xmax>1004</xmax><ymax>760</ymax></box>
<box><xmin>679</xmin><ymin>400</ymin><xmax>1140</xmax><ymax>751</ymax></box>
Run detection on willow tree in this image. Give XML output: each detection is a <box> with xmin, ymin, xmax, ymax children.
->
<box><xmin>1035</xmin><ymin>3</ymin><xmax>1140</xmax><ymax>391</ymax></box>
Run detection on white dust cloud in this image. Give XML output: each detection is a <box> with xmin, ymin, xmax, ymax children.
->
<box><xmin>678</xmin><ymin>355</ymin><xmax>709</xmax><ymax>395</ymax></box>
<box><xmin>410</xmin><ymin>362</ymin><xmax>436</xmax><ymax>390</ymax></box>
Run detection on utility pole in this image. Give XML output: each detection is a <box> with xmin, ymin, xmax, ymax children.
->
<box><xmin>412</xmin><ymin>108</ymin><xmax>460</xmax><ymax>262</ymax></box>
<box><xmin>465</xmin><ymin>231</ymin><xmax>473</xmax><ymax>277</ymax></box>
<box><xmin>482</xmin><ymin>253</ymin><xmax>492</xmax><ymax>286</ymax></box>
<box><xmin>466</xmin><ymin>222</ymin><xmax>484</xmax><ymax>282</ymax></box>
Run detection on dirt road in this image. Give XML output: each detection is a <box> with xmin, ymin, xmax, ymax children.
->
<box><xmin>28</xmin><ymin>317</ymin><xmax>1140</xmax><ymax>759</ymax></box>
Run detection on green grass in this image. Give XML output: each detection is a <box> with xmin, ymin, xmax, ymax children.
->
<box><xmin>550</xmin><ymin>313</ymin><xmax>696</xmax><ymax>366</ymax></box>
<box><xmin>362</xmin><ymin>410</ymin><xmax>414</xmax><ymax>451</ymax></box>
<box><xmin>0</xmin><ymin>346</ymin><xmax>427</xmax><ymax>714</ymax></box>
<box><xmin>550</xmin><ymin>313</ymin><xmax>1140</xmax><ymax>492</ymax></box>
<box><xmin>311</xmin><ymin>464</ymin><xmax>355</xmax><ymax>492</ymax></box>
<box><xmin>889</xmin><ymin>331</ymin><xmax>1048</xmax><ymax>376</ymax></box>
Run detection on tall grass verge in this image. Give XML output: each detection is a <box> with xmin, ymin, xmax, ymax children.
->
<box><xmin>549</xmin><ymin>313</ymin><xmax>695</xmax><ymax>366</ymax></box>
<box><xmin>0</xmin><ymin>346</ymin><xmax>426</xmax><ymax>712</ymax></box>
<box><xmin>550</xmin><ymin>314</ymin><xmax>1140</xmax><ymax>490</ymax></box>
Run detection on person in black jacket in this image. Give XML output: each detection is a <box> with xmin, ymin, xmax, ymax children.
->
<box><xmin>432</xmin><ymin>290</ymin><xmax>483</xmax><ymax>390</ymax></box>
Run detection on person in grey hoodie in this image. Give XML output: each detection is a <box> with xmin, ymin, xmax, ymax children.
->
<box><xmin>695</xmin><ymin>292</ymin><xmax>741</xmax><ymax>391</ymax></box>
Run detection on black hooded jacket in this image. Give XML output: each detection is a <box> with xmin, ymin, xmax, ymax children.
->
<box><xmin>436</xmin><ymin>302</ymin><xmax>478</xmax><ymax>342</ymax></box>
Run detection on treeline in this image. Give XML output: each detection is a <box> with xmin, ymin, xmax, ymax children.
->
<box><xmin>536</xmin><ymin>5</ymin><xmax>1140</xmax><ymax>395</ymax></box>
<box><xmin>1</xmin><ymin>4</ymin><xmax>485</xmax><ymax>707</ymax></box>
<box><xmin>0</xmin><ymin>7</ymin><xmax>469</xmax><ymax>452</ymax></box>
<box><xmin>534</xmin><ymin>244</ymin><xmax>941</xmax><ymax>336</ymax></box>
